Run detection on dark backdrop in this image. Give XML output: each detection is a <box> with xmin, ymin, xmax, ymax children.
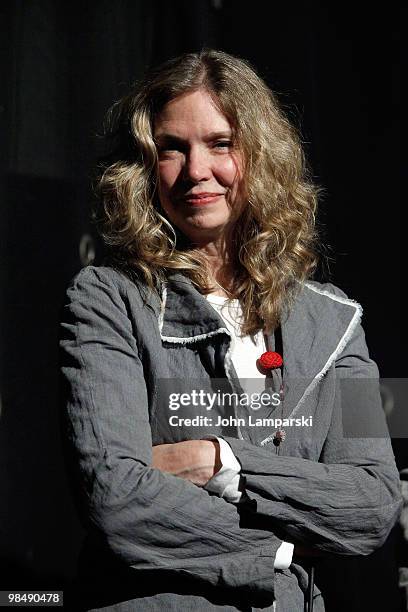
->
<box><xmin>1</xmin><ymin>2</ymin><xmax>405</xmax><ymax>610</ymax></box>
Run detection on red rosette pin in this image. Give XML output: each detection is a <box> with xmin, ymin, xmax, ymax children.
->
<box><xmin>257</xmin><ymin>351</ymin><xmax>283</xmax><ymax>372</ymax></box>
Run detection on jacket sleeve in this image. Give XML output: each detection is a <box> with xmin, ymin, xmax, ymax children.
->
<box><xmin>59</xmin><ymin>267</ymin><xmax>281</xmax><ymax>593</ymax></box>
<box><xmin>224</xmin><ymin>294</ymin><xmax>402</xmax><ymax>557</ymax></box>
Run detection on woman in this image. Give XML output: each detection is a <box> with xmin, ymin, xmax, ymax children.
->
<box><xmin>60</xmin><ymin>50</ymin><xmax>402</xmax><ymax>611</ymax></box>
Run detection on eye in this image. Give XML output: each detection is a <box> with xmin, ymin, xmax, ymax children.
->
<box><xmin>213</xmin><ymin>140</ymin><xmax>233</xmax><ymax>151</ymax></box>
<box><xmin>156</xmin><ymin>139</ymin><xmax>186</xmax><ymax>155</ymax></box>
<box><xmin>157</xmin><ymin>145</ymin><xmax>182</xmax><ymax>154</ymax></box>
<box><xmin>157</xmin><ymin>149</ymin><xmax>176</xmax><ymax>159</ymax></box>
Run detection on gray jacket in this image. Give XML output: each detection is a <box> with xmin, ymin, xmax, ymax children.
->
<box><xmin>60</xmin><ymin>266</ymin><xmax>402</xmax><ymax>611</ymax></box>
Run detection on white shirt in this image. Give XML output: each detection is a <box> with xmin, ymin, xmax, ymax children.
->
<box><xmin>203</xmin><ymin>294</ymin><xmax>294</xmax><ymax>570</ymax></box>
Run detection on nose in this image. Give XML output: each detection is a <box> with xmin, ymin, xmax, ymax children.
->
<box><xmin>183</xmin><ymin>146</ymin><xmax>212</xmax><ymax>183</ymax></box>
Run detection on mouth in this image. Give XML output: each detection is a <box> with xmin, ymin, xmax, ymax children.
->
<box><xmin>181</xmin><ymin>193</ymin><xmax>224</xmax><ymax>206</ymax></box>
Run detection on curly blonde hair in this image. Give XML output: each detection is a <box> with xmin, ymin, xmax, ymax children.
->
<box><xmin>96</xmin><ymin>49</ymin><xmax>320</xmax><ymax>335</ymax></box>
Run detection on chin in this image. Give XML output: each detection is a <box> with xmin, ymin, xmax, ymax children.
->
<box><xmin>185</xmin><ymin>213</ymin><xmax>231</xmax><ymax>229</ymax></box>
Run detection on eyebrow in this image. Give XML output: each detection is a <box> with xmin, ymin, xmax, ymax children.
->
<box><xmin>154</xmin><ymin>131</ymin><xmax>232</xmax><ymax>144</ymax></box>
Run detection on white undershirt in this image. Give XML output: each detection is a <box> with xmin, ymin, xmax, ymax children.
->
<box><xmin>205</xmin><ymin>294</ymin><xmax>266</xmax><ymax>382</ymax></box>
<box><xmin>204</xmin><ymin>294</ymin><xmax>294</xmax><ymax>571</ymax></box>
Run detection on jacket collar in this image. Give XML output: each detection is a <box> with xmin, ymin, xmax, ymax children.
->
<box><xmin>159</xmin><ymin>273</ymin><xmax>231</xmax><ymax>342</ymax></box>
<box><xmin>159</xmin><ymin>274</ymin><xmax>362</xmax><ymax>418</ymax></box>
<box><xmin>277</xmin><ymin>282</ymin><xmax>362</xmax><ymax>422</ymax></box>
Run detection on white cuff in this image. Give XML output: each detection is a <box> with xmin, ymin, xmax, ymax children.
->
<box><xmin>204</xmin><ymin>438</ymin><xmax>293</xmax><ymax>567</ymax></box>
<box><xmin>274</xmin><ymin>541</ymin><xmax>294</xmax><ymax>569</ymax></box>
<box><xmin>204</xmin><ymin>437</ymin><xmax>243</xmax><ymax>503</ymax></box>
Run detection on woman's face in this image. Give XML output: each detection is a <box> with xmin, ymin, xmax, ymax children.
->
<box><xmin>154</xmin><ymin>89</ymin><xmax>245</xmax><ymax>245</ymax></box>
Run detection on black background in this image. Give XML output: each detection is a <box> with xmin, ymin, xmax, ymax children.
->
<box><xmin>0</xmin><ymin>2</ymin><xmax>405</xmax><ymax>609</ymax></box>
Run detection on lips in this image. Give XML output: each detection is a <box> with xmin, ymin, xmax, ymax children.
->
<box><xmin>181</xmin><ymin>193</ymin><xmax>224</xmax><ymax>205</ymax></box>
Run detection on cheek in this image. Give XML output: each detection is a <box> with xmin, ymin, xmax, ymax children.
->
<box><xmin>216</xmin><ymin>158</ymin><xmax>237</xmax><ymax>185</ymax></box>
<box><xmin>158</xmin><ymin>161</ymin><xmax>179</xmax><ymax>193</ymax></box>
<box><xmin>214</xmin><ymin>155</ymin><xmax>243</xmax><ymax>188</ymax></box>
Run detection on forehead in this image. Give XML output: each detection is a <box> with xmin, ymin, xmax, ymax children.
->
<box><xmin>153</xmin><ymin>89</ymin><xmax>231</xmax><ymax>137</ymax></box>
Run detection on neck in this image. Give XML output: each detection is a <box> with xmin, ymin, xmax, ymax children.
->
<box><xmin>207</xmin><ymin>259</ymin><xmax>237</xmax><ymax>298</ymax></box>
<box><xmin>188</xmin><ymin>230</ymin><xmax>238</xmax><ymax>297</ymax></box>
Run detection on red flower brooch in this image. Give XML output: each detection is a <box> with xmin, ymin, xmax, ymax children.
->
<box><xmin>258</xmin><ymin>351</ymin><xmax>283</xmax><ymax>371</ymax></box>
<box><xmin>257</xmin><ymin>351</ymin><xmax>285</xmax><ymax>451</ymax></box>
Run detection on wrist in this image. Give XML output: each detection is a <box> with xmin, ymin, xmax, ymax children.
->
<box><xmin>201</xmin><ymin>439</ymin><xmax>221</xmax><ymax>479</ymax></box>
<box><xmin>212</xmin><ymin>439</ymin><xmax>222</xmax><ymax>476</ymax></box>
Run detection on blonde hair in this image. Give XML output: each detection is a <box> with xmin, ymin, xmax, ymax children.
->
<box><xmin>96</xmin><ymin>49</ymin><xmax>320</xmax><ymax>334</ymax></box>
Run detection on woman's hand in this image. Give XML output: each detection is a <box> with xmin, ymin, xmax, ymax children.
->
<box><xmin>152</xmin><ymin>439</ymin><xmax>221</xmax><ymax>486</ymax></box>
